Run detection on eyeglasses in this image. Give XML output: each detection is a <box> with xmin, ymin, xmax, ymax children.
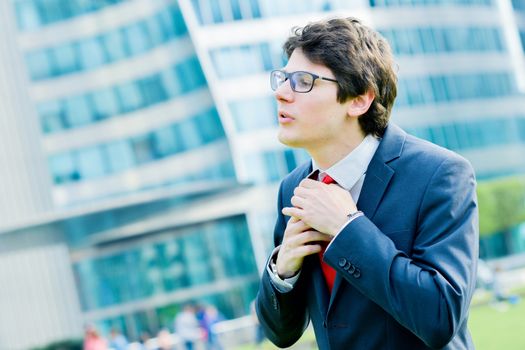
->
<box><xmin>270</xmin><ymin>69</ymin><xmax>339</xmax><ymax>93</ymax></box>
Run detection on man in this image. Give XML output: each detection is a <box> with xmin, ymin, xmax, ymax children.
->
<box><xmin>255</xmin><ymin>17</ymin><xmax>478</xmax><ymax>350</ymax></box>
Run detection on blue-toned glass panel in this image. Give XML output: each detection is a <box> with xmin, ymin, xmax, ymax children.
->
<box><xmin>179</xmin><ymin>117</ymin><xmax>203</xmax><ymax>149</ymax></box>
<box><xmin>192</xmin><ymin>0</ymin><xmax>338</xmax><ymax>24</ymax></box>
<box><xmin>64</xmin><ymin>95</ymin><xmax>93</xmax><ymax>127</ymax></box>
<box><xmin>145</xmin><ymin>16</ymin><xmax>165</xmax><ymax>46</ymax></box>
<box><xmin>196</xmin><ymin>108</ymin><xmax>225</xmax><ymax>142</ymax></box>
<box><xmin>209</xmin><ymin>40</ymin><xmax>303</xmax><ymax>79</ymax></box>
<box><xmin>408</xmin><ymin>116</ymin><xmax>525</xmax><ymax>153</ymax></box>
<box><xmin>176</xmin><ymin>57</ymin><xmax>206</xmax><ymax>91</ymax></box>
<box><xmin>50</xmin><ymin>43</ymin><xmax>78</xmax><ymax>75</ymax></box>
<box><xmin>230</xmin><ymin>96</ymin><xmax>276</xmax><ymax>132</ymax></box>
<box><xmin>78</xmin><ymin>37</ymin><xmax>107</xmax><ymax>70</ymax></box>
<box><xmin>14</xmin><ymin>0</ymin><xmax>126</xmax><ymax>31</ymax></box>
<box><xmin>49</xmin><ymin>153</ymin><xmax>78</xmax><ymax>184</ymax></box>
<box><xmin>91</xmin><ymin>88</ymin><xmax>120</xmax><ymax>121</ymax></box>
<box><xmin>137</xmin><ymin>74</ymin><xmax>168</xmax><ymax>106</ymax></box>
<box><xmin>160</xmin><ymin>68</ymin><xmax>183</xmax><ymax>97</ymax></box>
<box><xmin>39</xmin><ymin>101</ymin><xmax>65</xmax><ymax>133</ymax></box>
<box><xmin>74</xmin><ymin>216</ymin><xmax>256</xmax><ymax>310</ymax></box>
<box><xmin>263</xmin><ymin>151</ymin><xmax>287</xmax><ymax>182</ymax></box>
<box><xmin>26</xmin><ymin>50</ymin><xmax>52</xmax><ymax>80</ymax></box>
<box><xmin>105</xmin><ymin>140</ymin><xmax>135</xmax><ymax>172</ymax></box>
<box><xmin>38</xmin><ymin>55</ymin><xmax>204</xmax><ymax>133</ymax></box>
<box><xmin>242</xmin><ymin>150</ymin><xmax>289</xmax><ymax>184</ymax></box>
<box><xmin>131</xmin><ymin>135</ymin><xmax>155</xmax><ymax>164</ymax></box>
<box><xmin>24</xmin><ymin>4</ymin><xmax>186</xmax><ymax>80</ymax></box>
<box><xmin>397</xmin><ymin>72</ymin><xmax>515</xmax><ymax>107</ymax></box>
<box><xmin>124</xmin><ymin>22</ymin><xmax>152</xmax><ymax>55</ymax></box>
<box><xmin>379</xmin><ymin>27</ymin><xmax>504</xmax><ymax>55</ymax></box>
<box><xmin>14</xmin><ymin>1</ymin><xmax>41</xmax><ymax>30</ymax></box>
<box><xmin>115</xmin><ymin>82</ymin><xmax>144</xmax><ymax>113</ymax></box>
<box><xmin>76</xmin><ymin>146</ymin><xmax>107</xmax><ymax>179</ymax></box>
<box><xmin>151</xmin><ymin>127</ymin><xmax>182</xmax><ymax>157</ymax></box>
<box><xmin>369</xmin><ymin>0</ymin><xmax>492</xmax><ymax>6</ymax></box>
<box><xmin>102</xmin><ymin>30</ymin><xmax>128</xmax><ymax>62</ymax></box>
<box><xmin>230</xmin><ymin>0</ymin><xmax>242</xmax><ymax>20</ymax></box>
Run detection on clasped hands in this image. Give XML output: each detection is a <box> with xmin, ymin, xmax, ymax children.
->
<box><xmin>275</xmin><ymin>179</ymin><xmax>357</xmax><ymax>278</ymax></box>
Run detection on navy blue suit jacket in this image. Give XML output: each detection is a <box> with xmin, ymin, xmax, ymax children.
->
<box><xmin>256</xmin><ymin>124</ymin><xmax>478</xmax><ymax>349</ymax></box>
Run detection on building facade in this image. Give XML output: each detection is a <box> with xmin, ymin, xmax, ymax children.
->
<box><xmin>1</xmin><ymin>0</ymin><xmax>525</xmax><ymax>348</ymax></box>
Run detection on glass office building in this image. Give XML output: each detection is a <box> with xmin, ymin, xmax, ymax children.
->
<box><xmin>1</xmin><ymin>0</ymin><xmax>525</xmax><ymax>348</ymax></box>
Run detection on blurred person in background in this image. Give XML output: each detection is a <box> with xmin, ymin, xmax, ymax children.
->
<box><xmin>157</xmin><ymin>328</ymin><xmax>175</xmax><ymax>350</ymax></box>
<box><xmin>174</xmin><ymin>303</ymin><xmax>202</xmax><ymax>350</ymax></box>
<box><xmin>200</xmin><ymin>304</ymin><xmax>224</xmax><ymax>350</ymax></box>
<box><xmin>83</xmin><ymin>324</ymin><xmax>108</xmax><ymax>350</ymax></box>
<box><xmin>108</xmin><ymin>327</ymin><xmax>128</xmax><ymax>350</ymax></box>
<box><xmin>255</xmin><ymin>16</ymin><xmax>478</xmax><ymax>350</ymax></box>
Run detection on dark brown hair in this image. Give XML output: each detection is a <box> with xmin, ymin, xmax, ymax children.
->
<box><xmin>283</xmin><ymin>17</ymin><xmax>397</xmax><ymax>137</ymax></box>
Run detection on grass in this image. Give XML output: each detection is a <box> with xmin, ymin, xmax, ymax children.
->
<box><xmin>236</xmin><ymin>296</ymin><xmax>525</xmax><ymax>350</ymax></box>
<box><xmin>469</xmin><ymin>299</ymin><xmax>525</xmax><ymax>350</ymax></box>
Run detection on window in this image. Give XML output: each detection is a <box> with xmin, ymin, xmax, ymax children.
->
<box><xmin>51</xmin><ymin>43</ymin><xmax>79</xmax><ymax>75</ymax></box>
<box><xmin>105</xmin><ymin>140</ymin><xmax>135</xmax><ymax>172</ymax></box>
<box><xmin>26</xmin><ymin>50</ymin><xmax>52</xmax><ymax>80</ymax></box>
<box><xmin>179</xmin><ymin>118</ymin><xmax>203</xmax><ymax>149</ymax></box>
<box><xmin>124</xmin><ymin>23</ymin><xmax>151</xmax><ymax>55</ymax></box>
<box><xmin>14</xmin><ymin>0</ymin><xmax>41</xmax><ymax>30</ymax></box>
<box><xmin>64</xmin><ymin>95</ymin><xmax>93</xmax><ymax>127</ymax></box>
<box><xmin>116</xmin><ymin>82</ymin><xmax>144</xmax><ymax>113</ymax></box>
<box><xmin>160</xmin><ymin>68</ymin><xmax>183</xmax><ymax>98</ymax></box>
<box><xmin>14</xmin><ymin>0</ymin><xmax>126</xmax><ymax>31</ymax></box>
<box><xmin>102</xmin><ymin>30</ymin><xmax>128</xmax><ymax>62</ymax></box>
<box><xmin>39</xmin><ymin>101</ymin><xmax>65</xmax><ymax>133</ymax></box>
<box><xmin>76</xmin><ymin>146</ymin><xmax>107</xmax><ymax>179</ymax></box>
<box><xmin>230</xmin><ymin>97</ymin><xmax>276</xmax><ymax>132</ymax></box>
<box><xmin>196</xmin><ymin>109</ymin><xmax>225</xmax><ymax>142</ymax></box>
<box><xmin>131</xmin><ymin>135</ymin><xmax>156</xmax><ymax>164</ymax></box>
<box><xmin>78</xmin><ymin>37</ymin><xmax>107</xmax><ymax>70</ymax></box>
<box><xmin>91</xmin><ymin>88</ymin><xmax>120</xmax><ymax>120</ymax></box>
<box><xmin>151</xmin><ymin>127</ymin><xmax>183</xmax><ymax>157</ymax></box>
<box><xmin>49</xmin><ymin>153</ymin><xmax>77</xmax><ymax>183</ymax></box>
<box><xmin>138</xmin><ymin>75</ymin><xmax>168</xmax><ymax>107</ymax></box>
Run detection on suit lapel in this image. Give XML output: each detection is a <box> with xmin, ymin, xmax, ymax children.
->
<box><xmin>327</xmin><ymin>123</ymin><xmax>406</xmax><ymax>314</ymax></box>
<box><xmin>357</xmin><ymin>123</ymin><xmax>405</xmax><ymax>219</ymax></box>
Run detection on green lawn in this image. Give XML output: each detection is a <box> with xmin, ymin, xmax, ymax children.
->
<box><xmin>237</xmin><ymin>299</ymin><xmax>525</xmax><ymax>350</ymax></box>
<box><xmin>469</xmin><ymin>299</ymin><xmax>525</xmax><ymax>350</ymax></box>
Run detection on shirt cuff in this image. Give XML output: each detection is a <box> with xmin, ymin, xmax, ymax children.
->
<box><xmin>266</xmin><ymin>246</ymin><xmax>300</xmax><ymax>293</ymax></box>
<box><xmin>326</xmin><ymin>211</ymin><xmax>364</xmax><ymax>251</ymax></box>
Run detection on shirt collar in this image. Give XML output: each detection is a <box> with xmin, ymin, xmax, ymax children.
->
<box><xmin>309</xmin><ymin>134</ymin><xmax>380</xmax><ymax>191</ymax></box>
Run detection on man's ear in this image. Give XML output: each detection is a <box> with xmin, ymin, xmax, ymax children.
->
<box><xmin>347</xmin><ymin>89</ymin><xmax>375</xmax><ymax>118</ymax></box>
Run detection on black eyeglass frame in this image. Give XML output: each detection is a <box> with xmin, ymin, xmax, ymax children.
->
<box><xmin>270</xmin><ymin>69</ymin><xmax>339</xmax><ymax>93</ymax></box>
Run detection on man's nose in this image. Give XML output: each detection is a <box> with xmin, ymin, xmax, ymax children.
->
<box><xmin>274</xmin><ymin>79</ymin><xmax>294</xmax><ymax>101</ymax></box>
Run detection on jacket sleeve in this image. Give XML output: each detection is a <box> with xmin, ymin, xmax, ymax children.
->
<box><xmin>255</xmin><ymin>181</ymin><xmax>310</xmax><ymax>348</ymax></box>
<box><xmin>324</xmin><ymin>156</ymin><xmax>479</xmax><ymax>349</ymax></box>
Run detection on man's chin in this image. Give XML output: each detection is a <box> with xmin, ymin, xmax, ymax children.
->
<box><xmin>277</xmin><ymin>134</ymin><xmax>302</xmax><ymax>148</ymax></box>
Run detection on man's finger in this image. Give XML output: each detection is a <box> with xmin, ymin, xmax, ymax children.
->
<box><xmin>290</xmin><ymin>195</ymin><xmax>306</xmax><ymax>209</ymax></box>
<box><xmin>296</xmin><ymin>230</ymin><xmax>333</xmax><ymax>245</ymax></box>
<box><xmin>298</xmin><ymin>178</ymin><xmax>320</xmax><ymax>188</ymax></box>
<box><xmin>282</xmin><ymin>206</ymin><xmax>302</xmax><ymax>218</ymax></box>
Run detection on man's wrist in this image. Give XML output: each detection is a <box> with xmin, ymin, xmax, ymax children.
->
<box><xmin>271</xmin><ymin>255</ymin><xmax>297</xmax><ymax>279</ymax></box>
<box><xmin>267</xmin><ymin>250</ymin><xmax>300</xmax><ymax>292</ymax></box>
<box><xmin>347</xmin><ymin>209</ymin><xmax>363</xmax><ymax>221</ymax></box>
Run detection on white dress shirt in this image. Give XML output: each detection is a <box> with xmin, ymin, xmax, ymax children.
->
<box><xmin>268</xmin><ymin>134</ymin><xmax>380</xmax><ymax>292</ymax></box>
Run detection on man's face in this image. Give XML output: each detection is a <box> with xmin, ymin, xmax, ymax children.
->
<box><xmin>275</xmin><ymin>48</ymin><xmax>351</xmax><ymax>152</ymax></box>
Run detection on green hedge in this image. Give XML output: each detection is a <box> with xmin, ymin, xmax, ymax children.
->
<box><xmin>31</xmin><ymin>339</ymin><xmax>82</xmax><ymax>350</ymax></box>
<box><xmin>478</xmin><ymin>175</ymin><xmax>525</xmax><ymax>237</ymax></box>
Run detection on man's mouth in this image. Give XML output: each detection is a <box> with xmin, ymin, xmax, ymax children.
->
<box><xmin>279</xmin><ymin>111</ymin><xmax>294</xmax><ymax>123</ymax></box>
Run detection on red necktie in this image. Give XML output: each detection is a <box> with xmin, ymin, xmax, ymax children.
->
<box><xmin>319</xmin><ymin>174</ymin><xmax>337</xmax><ymax>293</ymax></box>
